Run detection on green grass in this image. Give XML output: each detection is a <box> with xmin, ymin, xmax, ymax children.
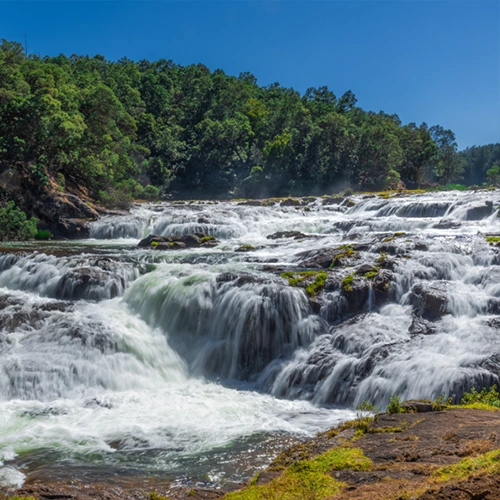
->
<box><xmin>436</xmin><ymin>449</ymin><xmax>500</xmax><ymax>481</ymax></box>
<box><xmin>225</xmin><ymin>447</ymin><xmax>371</xmax><ymax>500</ymax></box>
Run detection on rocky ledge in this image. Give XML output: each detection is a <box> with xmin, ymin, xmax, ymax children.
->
<box><xmin>5</xmin><ymin>407</ymin><xmax>500</xmax><ymax>500</ymax></box>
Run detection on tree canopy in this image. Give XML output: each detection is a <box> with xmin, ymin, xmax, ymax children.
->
<box><xmin>0</xmin><ymin>39</ymin><xmax>496</xmax><ymax>203</ymax></box>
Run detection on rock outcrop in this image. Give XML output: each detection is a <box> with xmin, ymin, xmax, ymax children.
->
<box><xmin>138</xmin><ymin>233</ymin><xmax>218</xmax><ymax>249</ymax></box>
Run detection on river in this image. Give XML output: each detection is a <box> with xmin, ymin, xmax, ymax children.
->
<box><xmin>0</xmin><ymin>190</ymin><xmax>499</xmax><ymax>490</ymax></box>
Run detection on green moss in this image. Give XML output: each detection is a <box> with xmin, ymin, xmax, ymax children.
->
<box><xmin>281</xmin><ymin>271</ymin><xmax>327</xmax><ymax>297</ymax></box>
<box><xmin>376</xmin><ymin>252</ymin><xmax>388</xmax><ymax>265</ymax></box>
<box><xmin>225</xmin><ymin>447</ymin><xmax>370</xmax><ymax>500</ymax></box>
<box><xmin>201</xmin><ymin>235</ymin><xmax>216</xmax><ymax>243</ymax></box>
<box><xmin>303</xmin><ymin>206</ymin><xmax>311</xmax><ymax>212</ymax></box>
<box><xmin>329</xmin><ymin>253</ymin><xmax>345</xmax><ymax>268</ymax></box>
<box><xmin>485</xmin><ymin>235</ymin><xmax>500</xmax><ymax>245</ymax></box>
<box><xmin>237</xmin><ymin>244</ymin><xmax>256</xmax><ymax>251</ymax></box>
<box><xmin>382</xmin><ymin>236</ymin><xmax>395</xmax><ymax>243</ymax></box>
<box><xmin>394</xmin><ymin>231</ymin><xmax>407</xmax><ymax>237</ymax></box>
<box><xmin>364</xmin><ymin>270</ymin><xmax>378</xmax><ymax>279</ymax></box>
<box><xmin>341</xmin><ymin>273</ymin><xmax>355</xmax><ymax>292</ymax></box>
<box><xmin>150</xmin><ymin>241</ymin><xmax>159</xmax><ymax>247</ymax></box>
<box><xmin>305</xmin><ymin>272</ymin><xmax>327</xmax><ymax>297</ymax></box>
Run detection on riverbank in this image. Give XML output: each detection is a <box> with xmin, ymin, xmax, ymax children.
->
<box><xmin>4</xmin><ymin>405</ymin><xmax>500</xmax><ymax>500</ymax></box>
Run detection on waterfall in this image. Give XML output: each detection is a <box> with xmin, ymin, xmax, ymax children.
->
<box><xmin>0</xmin><ymin>188</ymin><xmax>499</xmax><ymax>487</ymax></box>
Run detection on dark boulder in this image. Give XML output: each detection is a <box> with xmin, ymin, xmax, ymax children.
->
<box><xmin>408</xmin><ymin>282</ymin><xmax>449</xmax><ymax>320</ymax></box>
<box><xmin>267</xmin><ymin>231</ymin><xmax>308</xmax><ymax>240</ymax></box>
<box><xmin>57</xmin><ymin>218</ymin><xmax>90</xmax><ymax>238</ymax></box>
<box><xmin>433</xmin><ymin>219</ymin><xmax>461</xmax><ymax>230</ymax></box>
<box><xmin>465</xmin><ymin>201</ymin><xmax>493</xmax><ymax>221</ymax></box>
<box><xmin>235</xmin><ymin>244</ymin><xmax>256</xmax><ymax>252</ymax></box>
<box><xmin>138</xmin><ymin>234</ymin><xmax>165</xmax><ymax>247</ymax></box>
<box><xmin>138</xmin><ymin>233</ymin><xmax>218</xmax><ymax>250</ymax></box>
<box><xmin>409</xmin><ymin>316</ymin><xmax>436</xmax><ymax>336</ymax></box>
<box><xmin>56</xmin><ymin>267</ymin><xmax>124</xmax><ymax>300</ymax></box>
<box><xmin>355</xmin><ymin>264</ymin><xmax>378</xmax><ymax>275</ymax></box>
<box><xmin>401</xmin><ymin>400</ymin><xmax>434</xmax><ymax>413</ymax></box>
<box><xmin>182</xmin><ymin>234</ymin><xmax>202</xmax><ymax>248</ymax></box>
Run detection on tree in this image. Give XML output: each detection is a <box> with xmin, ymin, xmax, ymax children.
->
<box><xmin>486</xmin><ymin>165</ymin><xmax>500</xmax><ymax>187</ymax></box>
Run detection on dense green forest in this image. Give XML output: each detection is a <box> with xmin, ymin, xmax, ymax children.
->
<box><xmin>0</xmin><ymin>39</ymin><xmax>498</xmax><ymax>207</ymax></box>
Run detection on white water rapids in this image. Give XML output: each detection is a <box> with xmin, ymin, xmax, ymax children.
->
<box><xmin>0</xmin><ymin>190</ymin><xmax>499</xmax><ymax>489</ymax></box>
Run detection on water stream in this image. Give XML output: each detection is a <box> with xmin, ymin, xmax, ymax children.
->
<box><xmin>0</xmin><ymin>190</ymin><xmax>499</xmax><ymax>489</ymax></box>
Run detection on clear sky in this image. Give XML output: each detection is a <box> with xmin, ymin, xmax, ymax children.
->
<box><xmin>1</xmin><ymin>0</ymin><xmax>499</xmax><ymax>149</ymax></box>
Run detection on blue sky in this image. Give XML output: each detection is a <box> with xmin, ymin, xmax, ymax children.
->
<box><xmin>1</xmin><ymin>1</ymin><xmax>499</xmax><ymax>149</ymax></box>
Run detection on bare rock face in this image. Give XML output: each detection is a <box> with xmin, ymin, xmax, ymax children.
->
<box><xmin>408</xmin><ymin>282</ymin><xmax>449</xmax><ymax>320</ymax></box>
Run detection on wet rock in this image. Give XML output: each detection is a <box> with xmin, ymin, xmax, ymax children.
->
<box><xmin>183</xmin><ymin>234</ymin><xmax>202</xmax><ymax>248</ymax></box>
<box><xmin>298</xmin><ymin>245</ymin><xmax>364</xmax><ymax>269</ymax></box>
<box><xmin>267</xmin><ymin>231</ymin><xmax>308</xmax><ymax>240</ymax></box>
<box><xmin>138</xmin><ymin>233</ymin><xmax>218</xmax><ymax>250</ymax></box>
<box><xmin>235</xmin><ymin>244</ymin><xmax>257</xmax><ymax>252</ymax></box>
<box><xmin>356</xmin><ymin>264</ymin><xmax>378</xmax><ymax>275</ymax></box>
<box><xmin>280</xmin><ymin>197</ymin><xmax>301</xmax><ymax>207</ymax></box>
<box><xmin>57</xmin><ymin>218</ymin><xmax>90</xmax><ymax>238</ymax></box>
<box><xmin>408</xmin><ymin>282</ymin><xmax>449</xmax><ymax>320</ymax></box>
<box><xmin>57</xmin><ymin>267</ymin><xmax>124</xmax><ymax>300</ymax></box>
<box><xmin>409</xmin><ymin>316</ymin><xmax>437</xmax><ymax>336</ymax></box>
<box><xmin>465</xmin><ymin>201</ymin><xmax>493</xmax><ymax>220</ymax></box>
<box><xmin>200</xmin><ymin>240</ymin><xmax>218</xmax><ymax>248</ymax></box>
<box><xmin>433</xmin><ymin>219</ymin><xmax>461</xmax><ymax>230</ymax></box>
<box><xmin>338</xmin><ymin>269</ymin><xmax>393</xmax><ymax>316</ymax></box>
<box><xmin>322</xmin><ymin>196</ymin><xmax>344</xmax><ymax>205</ymax></box>
<box><xmin>138</xmin><ymin>234</ymin><xmax>164</xmax><ymax>247</ymax></box>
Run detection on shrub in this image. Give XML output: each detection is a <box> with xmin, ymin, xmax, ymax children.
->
<box><xmin>486</xmin><ymin>165</ymin><xmax>500</xmax><ymax>187</ymax></box>
<box><xmin>143</xmin><ymin>184</ymin><xmax>160</xmax><ymax>200</ymax></box>
<box><xmin>0</xmin><ymin>201</ymin><xmax>38</xmax><ymax>241</ymax></box>
<box><xmin>356</xmin><ymin>400</ymin><xmax>377</xmax><ymax>420</ymax></box>
<box><xmin>35</xmin><ymin>229</ymin><xmax>53</xmax><ymax>240</ymax></box>
<box><xmin>57</xmin><ymin>172</ymin><xmax>66</xmax><ymax>189</ymax></box>
<box><xmin>98</xmin><ymin>187</ymin><xmax>133</xmax><ymax>210</ymax></box>
<box><xmin>386</xmin><ymin>394</ymin><xmax>402</xmax><ymax>414</ymax></box>
<box><xmin>461</xmin><ymin>386</ymin><xmax>500</xmax><ymax>408</ymax></box>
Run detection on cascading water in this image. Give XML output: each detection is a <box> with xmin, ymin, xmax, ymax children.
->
<box><xmin>0</xmin><ymin>189</ymin><xmax>499</xmax><ymax>490</ymax></box>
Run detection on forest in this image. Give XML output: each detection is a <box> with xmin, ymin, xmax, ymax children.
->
<box><xmin>0</xmin><ymin>39</ymin><xmax>499</xmax><ymax>208</ymax></box>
